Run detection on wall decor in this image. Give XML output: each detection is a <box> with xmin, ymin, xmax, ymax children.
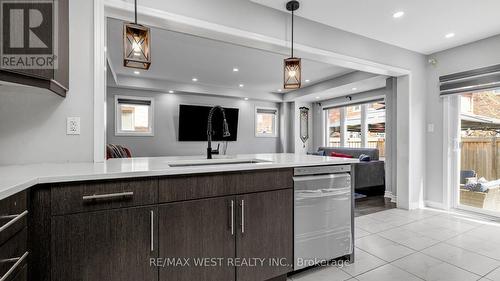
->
<box><xmin>299</xmin><ymin>106</ymin><xmax>309</xmax><ymax>147</ymax></box>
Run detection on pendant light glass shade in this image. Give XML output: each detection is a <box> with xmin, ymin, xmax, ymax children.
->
<box><xmin>284</xmin><ymin>57</ymin><xmax>301</xmax><ymax>89</ymax></box>
<box><xmin>123</xmin><ymin>23</ymin><xmax>151</xmax><ymax>70</ymax></box>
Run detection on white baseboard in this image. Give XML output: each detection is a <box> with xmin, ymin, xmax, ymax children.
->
<box><xmin>425</xmin><ymin>200</ymin><xmax>448</xmax><ymax>210</ymax></box>
<box><xmin>384</xmin><ymin>191</ymin><xmax>397</xmax><ymax>203</ymax></box>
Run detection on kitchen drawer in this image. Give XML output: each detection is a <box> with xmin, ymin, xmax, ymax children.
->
<box><xmin>159</xmin><ymin>169</ymin><xmax>293</xmax><ymax>203</ymax></box>
<box><xmin>0</xmin><ymin>228</ymin><xmax>28</xmax><ymax>281</ymax></box>
<box><xmin>0</xmin><ymin>192</ymin><xmax>28</xmax><ymax>247</ymax></box>
<box><xmin>51</xmin><ymin>178</ymin><xmax>158</xmax><ymax>215</ymax></box>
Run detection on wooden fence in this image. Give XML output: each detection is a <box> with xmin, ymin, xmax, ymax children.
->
<box><xmin>461</xmin><ymin>137</ymin><xmax>499</xmax><ymax>181</ymax></box>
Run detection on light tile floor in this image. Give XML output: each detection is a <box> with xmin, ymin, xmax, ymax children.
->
<box><xmin>288</xmin><ymin>208</ymin><xmax>500</xmax><ymax>281</ymax></box>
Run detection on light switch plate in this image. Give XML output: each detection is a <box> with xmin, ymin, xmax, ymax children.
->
<box><xmin>427</xmin><ymin>123</ymin><xmax>434</xmax><ymax>133</ymax></box>
<box><xmin>67</xmin><ymin>117</ymin><xmax>81</xmax><ymax>135</ymax></box>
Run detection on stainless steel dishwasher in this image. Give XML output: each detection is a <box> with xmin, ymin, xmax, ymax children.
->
<box><xmin>293</xmin><ymin>165</ymin><xmax>353</xmax><ymax>270</ymax></box>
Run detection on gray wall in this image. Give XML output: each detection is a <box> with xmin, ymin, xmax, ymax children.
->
<box><xmin>0</xmin><ymin>0</ymin><xmax>94</xmax><ymax>165</ymax></box>
<box><xmin>425</xmin><ymin>34</ymin><xmax>500</xmax><ymax>206</ymax></box>
<box><xmin>106</xmin><ymin>87</ymin><xmax>282</xmax><ymax>157</ymax></box>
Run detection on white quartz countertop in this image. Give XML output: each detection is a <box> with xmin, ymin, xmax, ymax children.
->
<box><xmin>0</xmin><ymin>153</ymin><xmax>358</xmax><ymax>200</ymax></box>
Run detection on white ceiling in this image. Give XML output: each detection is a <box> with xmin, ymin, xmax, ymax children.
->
<box><xmin>107</xmin><ymin>18</ymin><xmax>354</xmax><ymax>96</ymax></box>
<box><xmin>250</xmin><ymin>0</ymin><xmax>500</xmax><ymax>54</ymax></box>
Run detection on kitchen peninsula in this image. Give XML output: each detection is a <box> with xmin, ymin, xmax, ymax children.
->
<box><xmin>0</xmin><ymin>154</ymin><xmax>357</xmax><ymax>281</ymax></box>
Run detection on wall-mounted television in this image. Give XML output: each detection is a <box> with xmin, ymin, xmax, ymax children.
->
<box><xmin>178</xmin><ymin>104</ymin><xmax>239</xmax><ymax>141</ymax></box>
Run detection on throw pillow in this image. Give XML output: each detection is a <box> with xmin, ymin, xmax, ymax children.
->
<box><xmin>330</xmin><ymin>152</ymin><xmax>353</xmax><ymax>158</ymax></box>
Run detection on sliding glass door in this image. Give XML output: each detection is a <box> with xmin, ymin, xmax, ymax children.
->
<box><xmin>456</xmin><ymin>90</ymin><xmax>500</xmax><ymax>215</ymax></box>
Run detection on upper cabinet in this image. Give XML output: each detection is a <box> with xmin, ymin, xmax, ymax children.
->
<box><xmin>0</xmin><ymin>0</ymin><xmax>68</xmax><ymax>97</ymax></box>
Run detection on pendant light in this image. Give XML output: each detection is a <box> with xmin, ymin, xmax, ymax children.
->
<box><xmin>123</xmin><ymin>0</ymin><xmax>151</xmax><ymax>70</ymax></box>
<box><xmin>284</xmin><ymin>0</ymin><xmax>301</xmax><ymax>89</ymax></box>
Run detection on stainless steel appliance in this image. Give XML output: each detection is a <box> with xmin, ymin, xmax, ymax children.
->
<box><xmin>293</xmin><ymin>165</ymin><xmax>353</xmax><ymax>270</ymax></box>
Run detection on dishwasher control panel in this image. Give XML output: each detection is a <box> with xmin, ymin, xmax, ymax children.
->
<box><xmin>294</xmin><ymin>165</ymin><xmax>351</xmax><ymax>176</ymax></box>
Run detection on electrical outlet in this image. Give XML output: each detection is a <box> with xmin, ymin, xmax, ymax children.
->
<box><xmin>67</xmin><ymin>117</ymin><xmax>81</xmax><ymax>135</ymax></box>
<box><xmin>427</xmin><ymin>123</ymin><xmax>434</xmax><ymax>133</ymax></box>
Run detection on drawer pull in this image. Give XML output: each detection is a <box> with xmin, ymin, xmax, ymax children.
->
<box><xmin>0</xmin><ymin>251</ymin><xmax>28</xmax><ymax>281</ymax></box>
<box><xmin>0</xmin><ymin>210</ymin><xmax>28</xmax><ymax>234</ymax></box>
<box><xmin>230</xmin><ymin>200</ymin><xmax>234</xmax><ymax>235</ymax></box>
<box><xmin>82</xmin><ymin>192</ymin><xmax>134</xmax><ymax>202</ymax></box>
<box><xmin>240</xmin><ymin>200</ymin><xmax>245</xmax><ymax>234</ymax></box>
<box><xmin>150</xmin><ymin>210</ymin><xmax>154</xmax><ymax>252</ymax></box>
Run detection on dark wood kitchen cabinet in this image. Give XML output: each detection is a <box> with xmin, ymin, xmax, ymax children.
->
<box><xmin>30</xmin><ymin>169</ymin><xmax>294</xmax><ymax>281</ymax></box>
<box><xmin>236</xmin><ymin>189</ymin><xmax>293</xmax><ymax>281</ymax></box>
<box><xmin>158</xmin><ymin>196</ymin><xmax>236</xmax><ymax>281</ymax></box>
<box><xmin>51</xmin><ymin>206</ymin><xmax>158</xmax><ymax>281</ymax></box>
<box><xmin>0</xmin><ymin>191</ymin><xmax>28</xmax><ymax>281</ymax></box>
<box><xmin>157</xmin><ymin>189</ymin><xmax>293</xmax><ymax>281</ymax></box>
<box><xmin>0</xmin><ymin>0</ymin><xmax>69</xmax><ymax>97</ymax></box>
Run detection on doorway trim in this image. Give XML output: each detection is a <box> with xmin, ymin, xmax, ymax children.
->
<box><xmin>442</xmin><ymin>95</ymin><xmax>461</xmax><ymax>210</ymax></box>
<box><xmin>95</xmin><ymin>0</ymin><xmax>414</xmax><ymax>208</ymax></box>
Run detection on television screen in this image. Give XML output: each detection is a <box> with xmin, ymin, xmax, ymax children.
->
<box><xmin>178</xmin><ymin>104</ymin><xmax>239</xmax><ymax>141</ymax></box>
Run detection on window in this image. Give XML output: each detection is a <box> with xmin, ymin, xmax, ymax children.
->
<box><xmin>255</xmin><ymin>107</ymin><xmax>278</xmax><ymax>137</ymax></box>
<box><xmin>324</xmin><ymin>99</ymin><xmax>386</xmax><ymax>157</ymax></box>
<box><xmin>346</xmin><ymin>105</ymin><xmax>362</xmax><ymax>147</ymax></box>
<box><xmin>367</xmin><ymin>101</ymin><xmax>386</xmax><ymax>157</ymax></box>
<box><xmin>460</xmin><ymin>94</ymin><xmax>473</xmax><ymax>113</ymax></box>
<box><xmin>326</xmin><ymin>108</ymin><xmax>341</xmax><ymax>147</ymax></box>
<box><xmin>115</xmin><ymin>96</ymin><xmax>154</xmax><ymax>136</ymax></box>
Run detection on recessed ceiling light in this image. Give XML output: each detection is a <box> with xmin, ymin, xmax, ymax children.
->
<box><xmin>192</xmin><ymin>78</ymin><xmax>198</xmax><ymax>82</ymax></box>
<box><xmin>233</xmin><ymin>68</ymin><xmax>239</xmax><ymax>72</ymax></box>
<box><xmin>305</xmin><ymin>79</ymin><xmax>310</xmax><ymax>83</ymax></box>
<box><xmin>134</xmin><ymin>71</ymin><xmax>140</xmax><ymax>75</ymax></box>
<box><xmin>393</xmin><ymin>11</ymin><xmax>405</xmax><ymax>18</ymax></box>
<box><xmin>244</xmin><ymin>97</ymin><xmax>249</xmax><ymax>101</ymax></box>
<box><xmin>315</xmin><ymin>96</ymin><xmax>320</xmax><ymax>99</ymax></box>
<box><xmin>352</xmin><ymin>87</ymin><xmax>358</xmax><ymax>91</ymax></box>
<box><xmin>445</xmin><ymin>33</ymin><xmax>455</xmax><ymax>39</ymax></box>
<box><xmin>277</xmin><ymin>89</ymin><xmax>282</xmax><ymax>92</ymax></box>
<box><xmin>168</xmin><ymin>90</ymin><xmax>174</xmax><ymax>94</ymax></box>
<box><xmin>239</xmin><ymin>84</ymin><xmax>244</xmax><ymax>88</ymax></box>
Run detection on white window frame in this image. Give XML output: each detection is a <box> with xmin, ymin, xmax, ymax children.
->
<box><xmin>114</xmin><ymin>95</ymin><xmax>154</xmax><ymax>137</ymax></box>
<box><xmin>255</xmin><ymin>107</ymin><xmax>279</xmax><ymax>138</ymax></box>
<box><xmin>351</xmin><ymin>105</ymin><xmax>361</xmax><ymax>112</ymax></box>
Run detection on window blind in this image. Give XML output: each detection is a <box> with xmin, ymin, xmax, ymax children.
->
<box><xmin>256</xmin><ymin>108</ymin><xmax>277</xmax><ymax>115</ymax></box>
<box><xmin>117</xmin><ymin>98</ymin><xmax>152</xmax><ymax>106</ymax></box>
<box><xmin>440</xmin><ymin>64</ymin><xmax>500</xmax><ymax>96</ymax></box>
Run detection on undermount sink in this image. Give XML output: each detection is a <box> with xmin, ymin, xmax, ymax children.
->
<box><xmin>167</xmin><ymin>158</ymin><xmax>271</xmax><ymax>167</ymax></box>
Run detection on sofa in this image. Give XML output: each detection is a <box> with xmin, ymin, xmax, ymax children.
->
<box><xmin>318</xmin><ymin>147</ymin><xmax>385</xmax><ymax>191</ymax></box>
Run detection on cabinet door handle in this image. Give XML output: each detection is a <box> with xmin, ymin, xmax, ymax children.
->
<box><xmin>230</xmin><ymin>200</ymin><xmax>234</xmax><ymax>235</ymax></box>
<box><xmin>240</xmin><ymin>200</ymin><xmax>245</xmax><ymax>234</ymax></box>
<box><xmin>82</xmin><ymin>191</ymin><xmax>134</xmax><ymax>202</ymax></box>
<box><xmin>150</xmin><ymin>210</ymin><xmax>154</xmax><ymax>252</ymax></box>
<box><xmin>0</xmin><ymin>210</ymin><xmax>28</xmax><ymax>234</ymax></box>
<box><xmin>0</xmin><ymin>251</ymin><xmax>28</xmax><ymax>281</ymax></box>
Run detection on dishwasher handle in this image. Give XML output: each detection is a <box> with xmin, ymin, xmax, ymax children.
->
<box><xmin>296</xmin><ymin>187</ymin><xmax>351</xmax><ymax>199</ymax></box>
<box><xmin>293</xmin><ymin>173</ymin><xmax>350</xmax><ymax>182</ymax></box>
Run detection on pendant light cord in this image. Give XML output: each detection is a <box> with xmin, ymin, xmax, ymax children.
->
<box><xmin>291</xmin><ymin>9</ymin><xmax>294</xmax><ymax>58</ymax></box>
<box><xmin>134</xmin><ymin>0</ymin><xmax>137</xmax><ymax>24</ymax></box>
